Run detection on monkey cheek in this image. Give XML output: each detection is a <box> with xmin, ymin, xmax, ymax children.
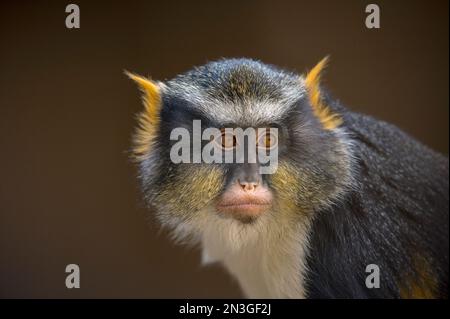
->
<box><xmin>158</xmin><ymin>165</ymin><xmax>225</xmax><ymax>214</ymax></box>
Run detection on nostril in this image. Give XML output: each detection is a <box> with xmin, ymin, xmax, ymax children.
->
<box><xmin>246</xmin><ymin>183</ymin><xmax>257</xmax><ymax>191</ymax></box>
<box><xmin>238</xmin><ymin>179</ymin><xmax>258</xmax><ymax>191</ymax></box>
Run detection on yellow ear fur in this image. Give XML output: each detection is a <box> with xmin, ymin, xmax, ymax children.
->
<box><xmin>304</xmin><ymin>57</ymin><xmax>342</xmax><ymax>130</ymax></box>
<box><xmin>126</xmin><ymin>71</ymin><xmax>162</xmax><ymax>159</ymax></box>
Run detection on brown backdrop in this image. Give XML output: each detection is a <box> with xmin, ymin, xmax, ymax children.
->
<box><xmin>0</xmin><ymin>0</ymin><xmax>448</xmax><ymax>298</ymax></box>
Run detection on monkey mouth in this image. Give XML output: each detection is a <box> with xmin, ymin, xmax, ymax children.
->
<box><xmin>215</xmin><ymin>199</ymin><xmax>272</xmax><ymax>222</ymax></box>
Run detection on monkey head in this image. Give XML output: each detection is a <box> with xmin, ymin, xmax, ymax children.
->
<box><xmin>127</xmin><ymin>58</ymin><xmax>354</xmax><ymax>246</ymax></box>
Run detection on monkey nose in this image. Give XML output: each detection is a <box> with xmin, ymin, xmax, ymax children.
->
<box><xmin>238</xmin><ymin>180</ymin><xmax>258</xmax><ymax>192</ymax></box>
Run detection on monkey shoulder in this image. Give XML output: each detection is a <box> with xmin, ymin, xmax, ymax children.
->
<box><xmin>304</xmin><ymin>110</ymin><xmax>449</xmax><ymax>298</ymax></box>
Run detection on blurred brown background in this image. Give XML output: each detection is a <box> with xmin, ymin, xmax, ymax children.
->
<box><xmin>0</xmin><ymin>0</ymin><xmax>448</xmax><ymax>298</ymax></box>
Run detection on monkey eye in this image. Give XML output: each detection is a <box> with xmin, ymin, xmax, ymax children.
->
<box><xmin>213</xmin><ymin>128</ymin><xmax>237</xmax><ymax>150</ymax></box>
<box><xmin>257</xmin><ymin>128</ymin><xmax>278</xmax><ymax>150</ymax></box>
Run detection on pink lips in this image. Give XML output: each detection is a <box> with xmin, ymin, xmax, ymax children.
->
<box><xmin>217</xmin><ymin>201</ymin><xmax>271</xmax><ymax>216</ymax></box>
<box><xmin>215</xmin><ymin>184</ymin><xmax>273</xmax><ymax>221</ymax></box>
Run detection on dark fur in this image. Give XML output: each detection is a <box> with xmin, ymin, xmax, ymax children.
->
<box><xmin>305</xmin><ymin>97</ymin><xmax>449</xmax><ymax>298</ymax></box>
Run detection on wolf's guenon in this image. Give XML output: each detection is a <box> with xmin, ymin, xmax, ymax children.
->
<box><xmin>127</xmin><ymin>58</ymin><xmax>449</xmax><ymax>298</ymax></box>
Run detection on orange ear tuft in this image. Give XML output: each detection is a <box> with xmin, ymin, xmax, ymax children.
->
<box><xmin>126</xmin><ymin>71</ymin><xmax>162</xmax><ymax>159</ymax></box>
<box><xmin>304</xmin><ymin>57</ymin><xmax>342</xmax><ymax>130</ymax></box>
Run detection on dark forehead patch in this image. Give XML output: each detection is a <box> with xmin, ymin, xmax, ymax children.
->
<box><xmin>172</xmin><ymin>58</ymin><xmax>297</xmax><ymax>103</ymax></box>
<box><xmin>221</xmin><ymin>64</ymin><xmax>283</xmax><ymax>101</ymax></box>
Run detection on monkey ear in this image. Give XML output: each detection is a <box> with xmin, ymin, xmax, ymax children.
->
<box><xmin>125</xmin><ymin>71</ymin><xmax>162</xmax><ymax>159</ymax></box>
<box><xmin>304</xmin><ymin>56</ymin><xmax>342</xmax><ymax>130</ymax></box>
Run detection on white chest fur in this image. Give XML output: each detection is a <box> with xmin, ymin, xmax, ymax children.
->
<box><xmin>200</xmin><ymin>215</ymin><xmax>311</xmax><ymax>298</ymax></box>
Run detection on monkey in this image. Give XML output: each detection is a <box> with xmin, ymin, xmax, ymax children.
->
<box><xmin>127</xmin><ymin>57</ymin><xmax>449</xmax><ymax>299</ymax></box>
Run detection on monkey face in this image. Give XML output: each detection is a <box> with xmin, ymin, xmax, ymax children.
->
<box><xmin>129</xmin><ymin>59</ymin><xmax>353</xmax><ymax>236</ymax></box>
